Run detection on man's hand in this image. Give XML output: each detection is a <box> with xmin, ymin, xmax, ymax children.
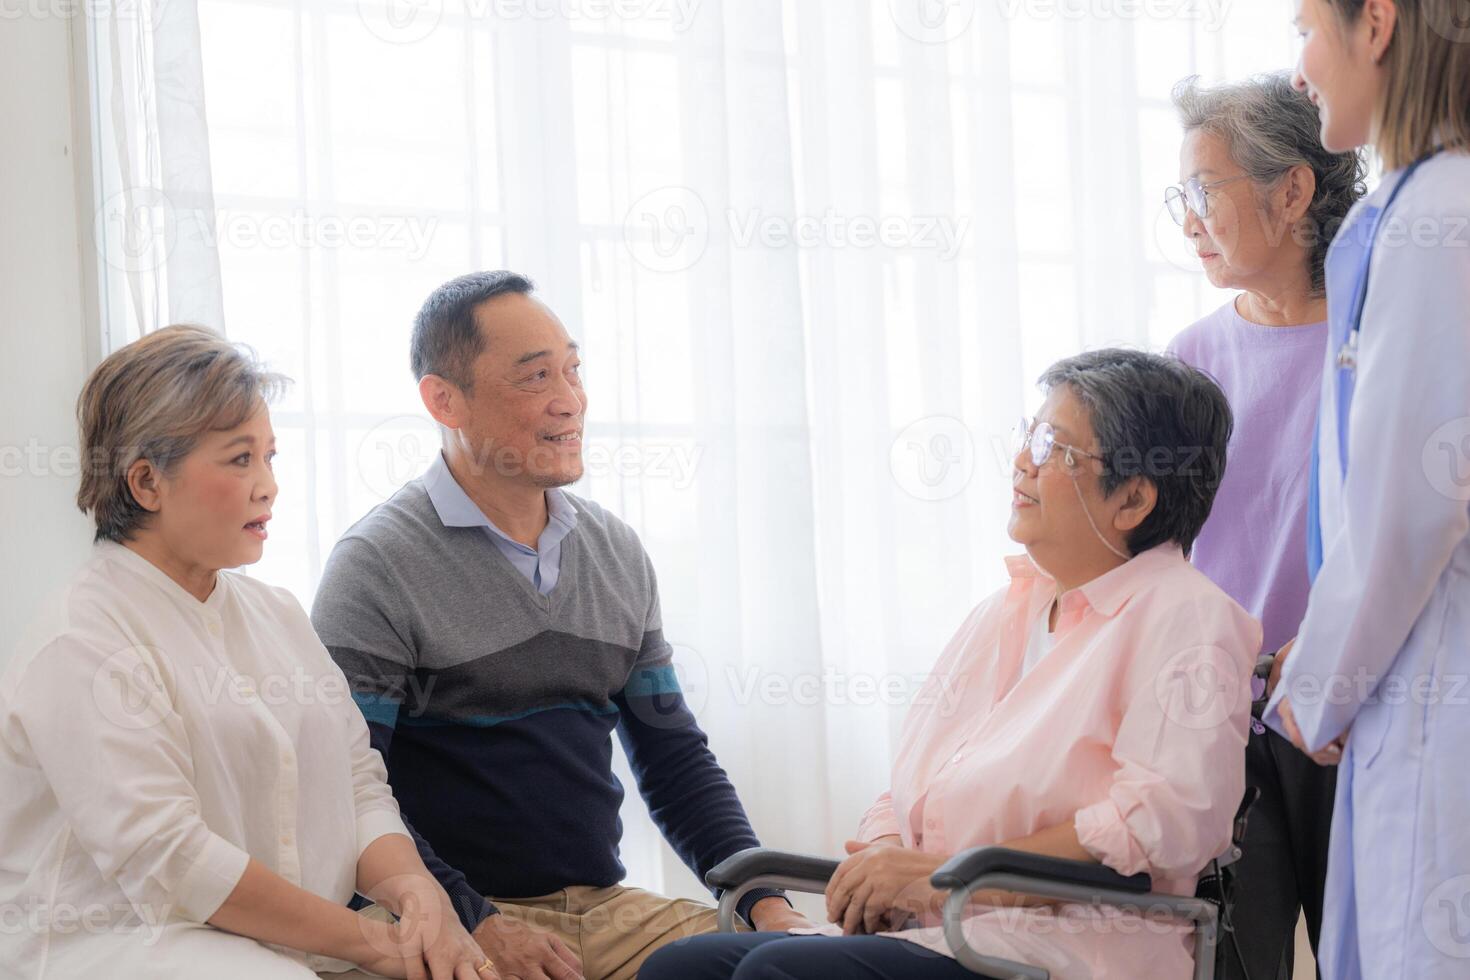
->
<box><xmin>824</xmin><ymin>840</ymin><xmax>944</xmax><ymax>936</ymax></box>
<box><xmin>471</xmin><ymin>911</ymin><xmax>584</xmax><ymax>980</ymax></box>
<box><xmin>748</xmin><ymin>896</ymin><xmax>813</xmax><ymax>932</ymax></box>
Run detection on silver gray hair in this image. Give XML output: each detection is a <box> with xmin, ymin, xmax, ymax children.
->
<box><xmin>76</xmin><ymin>325</ymin><xmax>290</xmax><ymax>543</ymax></box>
<box><xmin>1172</xmin><ymin>72</ymin><xmax>1366</xmax><ymax>295</ymax></box>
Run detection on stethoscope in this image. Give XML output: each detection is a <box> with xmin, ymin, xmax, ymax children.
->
<box><xmin>1332</xmin><ymin>151</ymin><xmax>1438</xmax><ymax>402</ymax></box>
<box><xmin>1307</xmin><ymin>148</ymin><xmax>1440</xmax><ymax>578</ymax></box>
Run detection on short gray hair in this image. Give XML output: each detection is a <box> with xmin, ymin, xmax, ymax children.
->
<box><xmin>411</xmin><ymin>271</ymin><xmax>536</xmax><ymax>390</ymax></box>
<box><xmin>1039</xmin><ymin>349</ymin><xmax>1233</xmax><ymax>559</ymax></box>
<box><xmin>1172</xmin><ymin>72</ymin><xmax>1366</xmax><ymax>295</ymax></box>
<box><xmin>76</xmin><ymin>325</ymin><xmax>289</xmax><ymax>543</ymax></box>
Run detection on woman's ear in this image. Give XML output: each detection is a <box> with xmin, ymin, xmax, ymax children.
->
<box><xmin>1112</xmin><ymin>476</ymin><xmax>1157</xmax><ymax>535</ymax></box>
<box><xmin>1362</xmin><ymin>0</ymin><xmax>1398</xmax><ymax>65</ymax></box>
<box><xmin>125</xmin><ymin>458</ymin><xmax>163</xmax><ymax>513</ymax></box>
<box><xmin>1282</xmin><ymin>163</ymin><xmax>1317</xmax><ymax>226</ymax></box>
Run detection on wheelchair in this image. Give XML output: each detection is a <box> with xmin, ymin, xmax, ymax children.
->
<box><xmin>704</xmin><ymin>656</ymin><xmax>1276</xmax><ymax>980</ymax></box>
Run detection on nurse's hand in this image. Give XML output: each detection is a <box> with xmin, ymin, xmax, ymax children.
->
<box><xmin>1266</xmin><ymin>636</ymin><xmax>1296</xmax><ymax>696</ymax></box>
<box><xmin>825</xmin><ymin>840</ymin><xmax>943</xmax><ymax>935</ymax></box>
<box><xmin>1278</xmin><ymin>695</ymin><xmax>1346</xmax><ymax>766</ymax></box>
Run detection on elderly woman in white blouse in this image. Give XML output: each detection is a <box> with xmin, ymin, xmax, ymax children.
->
<box><xmin>0</xmin><ymin>326</ymin><xmax>496</xmax><ymax>980</ymax></box>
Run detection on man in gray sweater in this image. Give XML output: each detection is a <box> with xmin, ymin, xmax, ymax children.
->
<box><xmin>312</xmin><ymin>272</ymin><xmax>805</xmax><ymax>980</ymax></box>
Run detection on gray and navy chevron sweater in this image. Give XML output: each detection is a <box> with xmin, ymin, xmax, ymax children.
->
<box><xmin>311</xmin><ymin>480</ymin><xmax>777</xmax><ymax>931</ymax></box>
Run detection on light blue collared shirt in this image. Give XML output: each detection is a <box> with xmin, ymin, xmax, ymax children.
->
<box><xmin>422</xmin><ymin>453</ymin><xmax>578</xmax><ymax>595</ymax></box>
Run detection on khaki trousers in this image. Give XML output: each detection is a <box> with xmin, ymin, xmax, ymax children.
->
<box><xmin>490</xmin><ymin>884</ymin><xmax>728</xmax><ymax>980</ymax></box>
<box><xmin>320</xmin><ymin>885</ymin><xmax>731</xmax><ymax>980</ymax></box>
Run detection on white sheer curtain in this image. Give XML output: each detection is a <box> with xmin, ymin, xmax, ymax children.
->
<box><xmin>92</xmin><ymin>0</ymin><xmax>1300</xmax><ymax>901</ymax></box>
<box><xmin>90</xmin><ymin>0</ymin><xmax>224</xmax><ymax>339</ymax></box>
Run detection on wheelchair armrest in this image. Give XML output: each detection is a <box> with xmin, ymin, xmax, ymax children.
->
<box><xmin>929</xmin><ymin>848</ymin><xmax>1224</xmax><ymax>980</ymax></box>
<box><xmin>1251</xmin><ymin>653</ymin><xmax>1276</xmax><ymax>720</ymax></box>
<box><xmin>930</xmin><ymin>846</ymin><xmax>1152</xmax><ymax>895</ymax></box>
<box><xmin>705</xmin><ymin>847</ymin><xmax>842</xmax><ymax>891</ymax></box>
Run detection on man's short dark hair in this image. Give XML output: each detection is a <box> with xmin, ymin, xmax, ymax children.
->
<box><xmin>410</xmin><ymin>270</ymin><xmax>535</xmax><ymax>390</ymax></box>
<box><xmin>1038</xmin><ymin>349</ymin><xmax>1233</xmax><ymax>558</ymax></box>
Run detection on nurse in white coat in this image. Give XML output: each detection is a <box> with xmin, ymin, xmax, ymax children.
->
<box><xmin>1264</xmin><ymin>1</ymin><xmax>1470</xmax><ymax>978</ymax></box>
<box><xmin>0</xmin><ymin>327</ymin><xmax>496</xmax><ymax>980</ymax></box>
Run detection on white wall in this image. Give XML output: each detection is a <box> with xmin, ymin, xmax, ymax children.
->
<box><xmin>0</xmin><ymin>11</ymin><xmax>97</xmax><ymax>661</ymax></box>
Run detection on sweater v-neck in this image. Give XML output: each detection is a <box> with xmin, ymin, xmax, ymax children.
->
<box><xmin>478</xmin><ymin>524</ymin><xmax>580</xmax><ymax>617</ymax></box>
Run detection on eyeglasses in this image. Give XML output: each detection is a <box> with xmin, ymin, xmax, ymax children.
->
<box><xmin>1011</xmin><ymin>417</ymin><xmax>1105</xmax><ymax>469</ymax></box>
<box><xmin>1011</xmin><ymin>417</ymin><xmax>1132</xmax><ymax>561</ymax></box>
<box><xmin>1164</xmin><ymin>175</ymin><xmax>1249</xmax><ymax>225</ymax></box>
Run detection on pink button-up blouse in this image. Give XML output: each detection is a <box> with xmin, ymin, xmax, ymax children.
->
<box><xmin>848</xmin><ymin>544</ymin><xmax>1262</xmax><ymax>978</ymax></box>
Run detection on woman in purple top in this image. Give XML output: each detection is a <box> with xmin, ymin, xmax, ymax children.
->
<box><xmin>1165</xmin><ymin>72</ymin><xmax>1365</xmax><ymax>980</ymax></box>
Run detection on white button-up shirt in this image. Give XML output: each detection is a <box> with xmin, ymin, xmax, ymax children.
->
<box><xmin>0</xmin><ymin>542</ymin><xmax>408</xmax><ymax>976</ymax></box>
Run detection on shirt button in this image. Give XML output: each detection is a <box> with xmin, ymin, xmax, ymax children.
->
<box><xmin>281</xmin><ymin>835</ymin><xmax>293</xmax><ymax>846</ymax></box>
<box><xmin>951</xmin><ymin>752</ymin><xmax>963</xmax><ymax>763</ymax></box>
<box><xmin>207</xmin><ymin>621</ymin><xmax>221</xmax><ymax>636</ymax></box>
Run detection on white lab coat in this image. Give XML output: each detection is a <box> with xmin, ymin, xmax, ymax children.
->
<box><xmin>0</xmin><ymin>542</ymin><xmax>409</xmax><ymax>979</ymax></box>
<box><xmin>1265</xmin><ymin>149</ymin><xmax>1470</xmax><ymax>979</ymax></box>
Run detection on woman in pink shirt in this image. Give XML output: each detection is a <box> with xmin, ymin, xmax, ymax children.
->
<box><xmin>643</xmin><ymin>349</ymin><xmax>1262</xmax><ymax>980</ymax></box>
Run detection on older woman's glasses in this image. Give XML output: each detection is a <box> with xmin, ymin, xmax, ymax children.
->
<box><xmin>1011</xmin><ymin>417</ymin><xmax>1105</xmax><ymax>469</ymax></box>
<box><xmin>1164</xmin><ymin>174</ymin><xmax>1249</xmax><ymax>225</ymax></box>
<box><xmin>1012</xmin><ymin>417</ymin><xmax>1132</xmax><ymax>561</ymax></box>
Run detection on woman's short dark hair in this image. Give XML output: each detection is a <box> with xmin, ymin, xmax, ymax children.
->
<box><xmin>1038</xmin><ymin>349</ymin><xmax>1233</xmax><ymax>558</ymax></box>
<box><xmin>410</xmin><ymin>270</ymin><xmax>535</xmax><ymax>390</ymax></box>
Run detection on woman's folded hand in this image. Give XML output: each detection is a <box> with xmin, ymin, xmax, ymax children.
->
<box><xmin>824</xmin><ymin>840</ymin><xmax>944</xmax><ymax>936</ymax></box>
<box><xmin>357</xmin><ymin>874</ymin><xmax>500</xmax><ymax>980</ymax></box>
